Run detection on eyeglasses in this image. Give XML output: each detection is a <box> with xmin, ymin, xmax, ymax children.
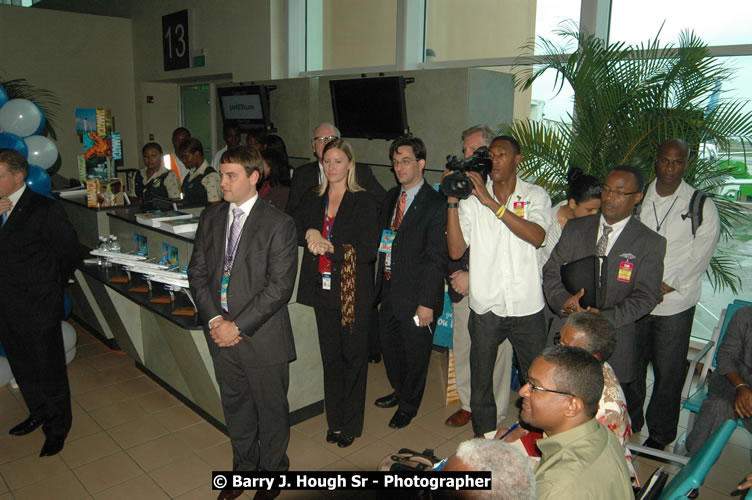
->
<box><xmin>527</xmin><ymin>380</ymin><xmax>575</xmax><ymax>397</ymax></box>
<box><xmin>602</xmin><ymin>186</ymin><xmax>639</xmax><ymax>198</ymax></box>
<box><xmin>312</xmin><ymin>136</ymin><xmax>337</xmax><ymax>144</ymax></box>
<box><xmin>392</xmin><ymin>158</ymin><xmax>417</xmax><ymax>168</ymax></box>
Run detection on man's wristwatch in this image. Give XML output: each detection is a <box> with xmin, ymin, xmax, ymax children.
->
<box><xmin>447</xmin><ymin>202</ymin><xmax>459</xmax><ymax>209</ymax></box>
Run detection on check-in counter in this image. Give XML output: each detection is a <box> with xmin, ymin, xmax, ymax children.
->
<box><xmin>67</xmin><ymin>206</ymin><xmax>324</xmax><ymax>428</ymax></box>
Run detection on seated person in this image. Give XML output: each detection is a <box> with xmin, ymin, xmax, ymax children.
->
<box><xmin>556</xmin><ymin>312</ymin><xmax>637</xmax><ymax>484</ymax></box>
<box><xmin>686</xmin><ymin>306</ymin><xmax>752</xmax><ymax>455</ymax></box>
<box><xmin>176</xmin><ymin>137</ymin><xmax>222</xmax><ymax>206</ymax></box>
<box><xmin>438</xmin><ymin>439</ymin><xmax>536</xmax><ymax>500</ymax></box>
<box><xmin>515</xmin><ymin>346</ymin><xmax>633</xmax><ymax>499</ymax></box>
<box><xmin>134</xmin><ymin>142</ymin><xmax>180</xmax><ymax>204</ymax></box>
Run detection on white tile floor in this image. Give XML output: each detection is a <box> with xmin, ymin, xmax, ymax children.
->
<box><xmin>0</xmin><ymin>322</ymin><xmax>747</xmax><ymax>499</ymax></box>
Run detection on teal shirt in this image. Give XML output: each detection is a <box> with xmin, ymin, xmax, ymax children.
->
<box><xmin>535</xmin><ymin>418</ymin><xmax>633</xmax><ymax>499</ymax></box>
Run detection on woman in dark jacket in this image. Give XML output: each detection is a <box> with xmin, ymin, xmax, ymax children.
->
<box><xmin>294</xmin><ymin>139</ymin><xmax>380</xmax><ymax>448</ymax></box>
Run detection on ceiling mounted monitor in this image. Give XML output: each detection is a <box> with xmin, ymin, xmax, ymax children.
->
<box><xmin>329</xmin><ymin>76</ymin><xmax>409</xmax><ymax>140</ymax></box>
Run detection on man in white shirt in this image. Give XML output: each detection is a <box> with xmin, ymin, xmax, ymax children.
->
<box><xmin>633</xmin><ymin>138</ymin><xmax>720</xmax><ymax>449</ymax></box>
<box><xmin>212</xmin><ymin>121</ymin><xmax>242</xmax><ymax>169</ymax></box>
<box><xmin>446</xmin><ymin>135</ymin><xmax>551</xmax><ymax>437</ymax></box>
<box><xmin>444</xmin><ymin>126</ymin><xmax>513</xmax><ymax>429</ymax></box>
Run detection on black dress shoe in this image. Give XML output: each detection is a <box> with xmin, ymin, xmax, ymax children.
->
<box><xmin>40</xmin><ymin>437</ymin><xmax>65</xmax><ymax>457</ymax></box>
<box><xmin>337</xmin><ymin>435</ymin><xmax>355</xmax><ymax>448</ymax></box>
<box><xmin>389</xmin><ymin>410</ymin><xmax>413</xmax><ymax>429</ymax></box>
<box><xmin>326</xmin><ymin>430</ymin><xmax>340</xmax><ymax>444</ymax></box>
<box><xmin>9</xmin><ymin>416</ymin><xmax>43</xmax><ymax>436</ymax></box>
<box><xmin>375</xmin><ymin>393</ymin><xmax>399</xmax><ymax>408</ymax></box>
<box><xmin>217</xmin><ymin>489</ymin><xmax>244</xmax><ymax>500</ymax></box>
<box><xmin>368</xmin><ymin>352</ymin><xmax>382</xmax><ymax>363</ymax></box>
<box><xmin>253</xmin><ymin>489</ymin><xmax>280</xmax><ymax>500</ymax></box>
<box><xmin>643</xmin><ymin>437</ymin><xmax>666</xmax><ymax>450</ymax></box>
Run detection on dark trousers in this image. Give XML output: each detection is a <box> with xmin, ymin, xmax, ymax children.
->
<box><xmin>627</xmin><ymin>307</ymin><xmax>696</xmax><ymax>444</ymax></box>
<box><xmin>0</xmin><ymin>318</ymin><xmax>71</xmax><ymax>440</ymax></box>
<box><xmin>314</xmin><ymin>307</ymin><xmax>368</xmax><ymax>437</ymax></box>
<box><xmin>379</xmin><ymin>283</ymin><xmax>434</xmax><ymax>416</ymax></box>
<box><xmin>210</xmin><ymin>341</ymin><xmax>290</xmax><ymax>472</ymax></box>
<box><xmin>468</xmin><ymin>309</ymin><xmax>547</xmax><ymax>436</ymax></box>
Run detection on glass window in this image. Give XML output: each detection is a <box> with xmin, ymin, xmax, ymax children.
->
<box><xmin>306</xmin><ymin>0</ymin><xmax>397</xmax><ymax>71</ymax></box>
<box><xmin>610</xmin><ymin>0</ymin><xmax>752</xmax><ymax>46</ymax></box>
<box><xmin>534</xmin><ymin>0</ymin><xmax>581</xmax><ymax>53</ymax></box>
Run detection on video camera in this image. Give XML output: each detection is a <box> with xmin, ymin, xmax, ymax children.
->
<box><xmin>440</xmin><ymin>146</ymin><xmax>492</xmax><ymax>199</ymax></box>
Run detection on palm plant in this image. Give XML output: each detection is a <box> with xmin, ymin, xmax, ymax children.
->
<box><xmin>503</xmin><ymin>24</ymin><xmax>752</xmax><ymax>292</ymax></box>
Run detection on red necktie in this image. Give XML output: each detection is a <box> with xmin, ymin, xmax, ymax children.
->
<box><xmin>392</xmin><ymin>192</ymin><xmax>406</xmax><ymax>230</ymax></box>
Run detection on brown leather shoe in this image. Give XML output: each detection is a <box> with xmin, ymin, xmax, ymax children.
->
<box><xmin>444</xmin><ymin>409</ymin><xmax>472</xmax><ymax>427</ymax></box>
<box><xmin>217</xmin><ymin>489</ymin><xmax>244</xmax><ymax>500</ymax></box>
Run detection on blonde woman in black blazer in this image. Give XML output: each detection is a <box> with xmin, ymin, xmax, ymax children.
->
<box><xmin>294</xmin><ymin>139</ymin><xmax>381</xmax><ymax>448</ymax></box>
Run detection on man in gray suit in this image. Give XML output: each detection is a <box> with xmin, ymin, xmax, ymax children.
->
<box><xmin>543</xmin><ymin>165</ymin><xmax>666</xmax><ymax>409</ymax></box>
<box><xmin>188</xmin><ymin>145</ymin><xmax>298</xmax><ymax>500</ymax></box>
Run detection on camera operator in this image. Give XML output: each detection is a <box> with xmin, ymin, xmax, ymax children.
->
<box><xmin>443</xmin><ymin>126</ymin><xmax>513</xmax><ymax>430</ymax></box>
<box><xmin>445</xmin><ymin>135</ymin><xmax>551</xmax><ymax>437</ymax></box>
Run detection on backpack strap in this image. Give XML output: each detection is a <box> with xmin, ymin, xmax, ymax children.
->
<box><xmin>687</xmin><ymin>189</ymin><xmax>707</xmax><ymax>237</ymax></box>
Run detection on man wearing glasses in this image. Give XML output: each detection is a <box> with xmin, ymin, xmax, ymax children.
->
<box><xmin>373</xmin><ymin>135</ymin><xmax>447</xmax><ymax>429</ymax></box>
<box><xmin>522</xmin><ymin>346</ymin><xmax>633</xmax><ymax>499</ymax></box>
<box><xmin>446</xmin><ymin>135</ymin><xmax>551</xmax><ymax>438</ymax></box>
<box><xmin>543</xmin><ymin>166</ymin><xmax>666</xmax><ymax>413</ymax></box>
<box><xmin>286</xmin><ymin>122</ymin><xmax>384</xmax><ymax>214</ymax></box>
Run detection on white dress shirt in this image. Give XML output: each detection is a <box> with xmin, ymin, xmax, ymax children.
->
<box><xmin>638</xmin><ymin>180</ymin><xmax>720</xmax><ymax>315</ymax></box>
<box><xmin>459</xmin><ymin>176</ymin><xmax>552</xmax><ymax>317</ymax></box>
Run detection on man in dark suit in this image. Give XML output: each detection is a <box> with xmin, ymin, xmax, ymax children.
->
<box><xmin>188</xmin><ymin>146</ymin><xmax>298</xmax><ymax>500</ymax></box>
<box><xmin>286</xmin><ymin>122</ymin><xmax>385</xmax><ymax>214</ymax></box>
<box><xmin>0</xmin><ymin>148</ymin><xmax>81</xmax><ymax>457</ymax></box>
<box><xmin>373</xmin><ymin>135</ymin><xmax>447</xmax><ymax>429</ymax></box>
<box><xmin>543</xmin><ymin>165</ymin><xmax>666</xmax><ymax>408</ymax></box>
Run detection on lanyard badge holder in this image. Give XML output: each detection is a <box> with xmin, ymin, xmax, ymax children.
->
<box><xmin>321</xmin><ymin>199</ymin><xmax>334</xmax><ymax>290</ymax></box>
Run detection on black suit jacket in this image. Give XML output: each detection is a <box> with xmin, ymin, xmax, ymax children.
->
<box><xmin>542</xmin><ymin>214</ymin><xmax>666</xmax><ymax>382</ymax></box>
<box><xmin>0</xmin><ymin>188</ymin><xmax>81</xmax><ymax>333</ymax></box>
<box><xmin>294</xmin><ymin>189</ymin><xmax>381</xmax><ymax>327</ymax></box>
<box><xmin>188</xmin><ymin>198</ymin><xmax>298</xmax><ymax>367</ymax></box>
<box><xmin>376</xmin><ymin>183</ymin><xmax>448</xmax><ymax>319</ymax></box>
<box><xmin>286</xmin><ymin>161</ymin><xmax>386</xmax><ymax>215</ymax></box>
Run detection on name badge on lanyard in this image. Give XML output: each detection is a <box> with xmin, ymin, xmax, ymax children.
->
<box><xmin>379</xmin><ymin>229</ymin><xmax>397</xmax><ymax>272</ymax></box>
<box><xmin>320</xmin><ymin>198</ymin><xmax>335</xmax><ymax>290</ymax></box>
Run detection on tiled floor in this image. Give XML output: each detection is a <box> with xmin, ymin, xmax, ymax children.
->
<box><xmin>0</xmin><ymin>323</ymin><xmax>747</xmax><ymax>499</ymax></box>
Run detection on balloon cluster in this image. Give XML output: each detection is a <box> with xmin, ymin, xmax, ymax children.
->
<box><xmin>0</xmin><ymin>84</ymin><xmax>58</xmax><ymax>197</ymax></box>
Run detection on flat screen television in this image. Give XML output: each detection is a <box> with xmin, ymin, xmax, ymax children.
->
<box><xmin>217</xmin><ymin>85</ymin><xmax>271</xmax><ymax>132</ymax></box>
<box><xmin>329</xmin><ymin>76</ymin><xmax>409</xmax><ymax>140</ymax></box>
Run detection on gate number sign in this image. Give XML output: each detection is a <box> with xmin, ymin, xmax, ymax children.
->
<box><xmin>162</xmin><ymin>10</ymin><xmax>190</xmax><ymax>71</ymax></box>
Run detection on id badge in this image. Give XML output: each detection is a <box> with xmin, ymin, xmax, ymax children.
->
<box><xmin>322</xmin><ymin>272</ymin><xmax>332</xmax><ymax>290</ymax></box>
<box><xmin>513</xmin><ymin>201</ymin><xmax>526</xmax><ymax>218</ymax></box>
<box><xmin>220</xmin><ymin>274</ymin><xmax>230</xmax><ymax>309</ymax></box>
<box><xmin>617</xmin><ymin>262</ymin><xmax>633</xmax><ymax>282</ymax></box>
<box><xmin>379</xmin><ymin>230</ymin><xmax>396</xmax><ymax>253</ymax></box>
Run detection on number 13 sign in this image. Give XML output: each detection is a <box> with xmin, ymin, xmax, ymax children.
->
<box><xmin>162</xmin><ymin>10</ymin><xmax>190</xmax><ymax>71</ymax></box>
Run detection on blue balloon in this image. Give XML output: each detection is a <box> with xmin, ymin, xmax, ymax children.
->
<box><xmin>0</xmin><ymin>84</ymin><xmax>7</xmax><ymax>108</ymax></box>
<box><xmin>32</xmin><ymin>103</ymin><xmax>46</xmax><ymax>136</ymax></box>
<box><xmin>25</xmin><ymin>164</ymin><xmax>51</xmax><ymax>195</ymax></box>
<box><xmin>63</xmin><ymin>293</ymin><xmax>72</xmax><ymax>319</ymax></box>
<box><xmin>0</xmin><ymin>132</ymin><xmax>28</xmax><ymax>158</ymax></box>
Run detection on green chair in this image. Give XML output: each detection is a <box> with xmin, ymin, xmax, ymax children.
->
<box><xmin>680</xmin><ymin>303</ymin><xmax>749</xmax><ymax>437</ymax></box>
<box><xmin>658</xmin><ymin>419</ymin><xmax>737</xmax><ymax>499</ymax></box>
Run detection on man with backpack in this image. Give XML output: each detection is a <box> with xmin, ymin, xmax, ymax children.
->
<box><xmin>632</xmin><ymin>137</ymin><xmax>721</xmax><ymax>450</ymax></box>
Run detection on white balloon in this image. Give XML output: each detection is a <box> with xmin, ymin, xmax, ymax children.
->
<box><xmin>24</xmin><ymin>135</ymin><xmax>58</xmax><ymax>169</ymax></box>
<box><xmin>0</xmin><ymin>99</ymin><xmax>43</xmax><ymax>137</ymax></box>
<box><xmin>0</xmin><ymin>357</ymin><xmax>12</xmax><ymax>387</ymax></box>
